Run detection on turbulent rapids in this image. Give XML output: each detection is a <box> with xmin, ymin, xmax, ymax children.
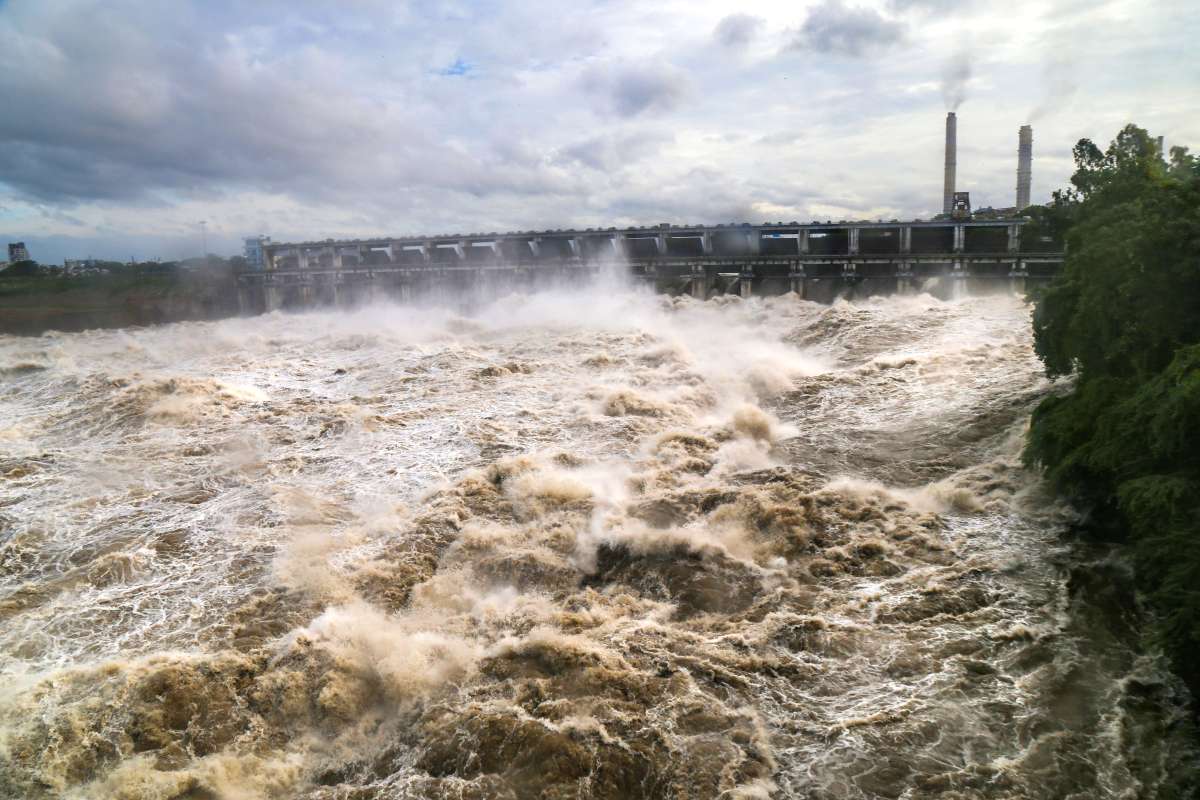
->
<box><xmin>0</xmin><ymin>282</ymin><xmax>1195</xmax><ymax>799</ymax></box>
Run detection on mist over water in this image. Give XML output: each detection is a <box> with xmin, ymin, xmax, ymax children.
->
<box><xmin>0</xmin><ymin>281</ymin><xmax>1195</xmax><ymax>798</ymax></box>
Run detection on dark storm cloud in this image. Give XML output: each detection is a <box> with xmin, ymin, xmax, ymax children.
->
<box><xmin>788</xmin><ymin>0</ymin><xmax>906</xmax><ymax>57</ymax></box>
<box><xmin>713</xmin><ymin>14</ymin><xmax>765</xmax><ymax>48</ymax></box>
<box><xmin>558</xmin><ymin>131</ymin><xmax>673</xmax><ymax>172</ymax></box>
<box><xmin>0</xmin><ymin>1</ymin><xmax>577</xmax><ymax>207</ymax></box>
<box><xmin>1</xmin><ymin>0</ymin><xmax>1195</xmax><ymax>258</ymax></box>
<box><xmin>583</xmin><ymin>62</ymin><xmax>691</xmax><ymax>118</ymax></box>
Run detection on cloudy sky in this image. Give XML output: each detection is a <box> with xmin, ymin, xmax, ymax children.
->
<box><xmin>1</xmin><ymin>0</ymin><xmax>1196</xmax><ymax>263</ymax></box>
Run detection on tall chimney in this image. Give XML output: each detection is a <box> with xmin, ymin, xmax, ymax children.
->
<box><xmin>943</xmin><ymin>112</ymin><xmax>957</xmax><ymax>215</ymax></box>
<box><xmin>1016</xmin><ymin>125</ymin><xmax>1033</xmax><ymax>210</ymax></box>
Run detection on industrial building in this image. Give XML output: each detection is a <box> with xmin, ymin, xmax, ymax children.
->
<box><xmin>943</xmin><ymin>113</ymin><xmax>957</xmax><ymax>215</ymax></box>
<box><xmin>7</xmin><ymin>242</ymin><xmax>29</xmax><ymax>263</ymax></box>
<box><xmin>243</xmin><ymin>236</ymin><xmax>271</xmax><ymax>270</ymax></box>
<box><xmin>1017</xmin><ymin>125</ymin><xmax>1033</xmax><ymax>210</ymax></box>
<box><xmin>942</xmin><ymin>112</ymin><xmax>1035</xmax><ymax>215</ymax></box>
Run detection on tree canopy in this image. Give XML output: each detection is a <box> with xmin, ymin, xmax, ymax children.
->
<box><xmin>0</xmin><ymin>260</ymin><xmax>40</xmax><ymax>278</ymax></box>
<box><xmin>1026</xmin><ymin>124</ymin><xmax>1200</xmax><ymax>690</ymax></box>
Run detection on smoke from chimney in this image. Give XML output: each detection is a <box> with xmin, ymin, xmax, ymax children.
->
<box><xmin>941</xmin><ymin>52</ymin><xmax>971</xmax><ymax>111</ymax></box>
<box><xmin>1016</xmin><ymin>125</ymin><xmax>1032</xmax><ymax>210</ymax></box>
<box><xmin>943</xmin><ymin>112</ymin><xmax>957</xmax><ymax>215</ymax></box>
<box><xmin>1029</xmin><ymin>59</ymin><xmax>1077</xmax><ymax>122</ymax></box>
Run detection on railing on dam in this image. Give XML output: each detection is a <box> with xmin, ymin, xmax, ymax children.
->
<box><xmin>236</xmin><ymin>219</ymin><xmax>1064</xmax><ymax>310</ymax></box>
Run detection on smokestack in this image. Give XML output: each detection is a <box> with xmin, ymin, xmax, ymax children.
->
<box><xmin>1016</xmin><ymin>125</ymin><xmax>1033</xmax><ymax>210</ymax></box>
<box><xmin>943</xmin><ymin>112</ymin><xmax>957</xmax><ymax>215</ymax></box>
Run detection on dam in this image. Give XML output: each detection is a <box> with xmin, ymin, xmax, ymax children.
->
<box><xmin>236</xmin><ymin>218</ymin><xmax>1064</xmax><ymax>311</ymax></box>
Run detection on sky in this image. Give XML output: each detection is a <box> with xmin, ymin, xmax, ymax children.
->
<box><xmin>1</xmin><ymin>0</ymin><xmax>1197</xmax><ymax>264</ymax></box>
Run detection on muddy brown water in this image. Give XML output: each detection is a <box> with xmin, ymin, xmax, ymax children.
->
<box><xmin>0</xmin><ymin>282</ymin><xmax>1195</xmax><ymax>799</ymax></box>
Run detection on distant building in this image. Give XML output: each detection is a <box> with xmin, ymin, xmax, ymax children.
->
<box><xmin>64</xmin><ymin>258</ymin><xmax>103</xmax><ymax>274</ymax></box>
<box><xmin>243</xmin><ymin>235</ymin><xmax>271</xmax><ymax>269</ymax></box>
<box><xmin>8</xmin><ymin>242</ymin><xmax>29</xmax><ymax>263</ymax></box>
<box><xmin>951</xmin><ymin>192</ymin><xmax>972</xmax><ymax>220</ymax></box>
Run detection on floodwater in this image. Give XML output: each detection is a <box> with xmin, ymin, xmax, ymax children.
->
<box><xmin>0</xmin><ymin>278</ymin><xmax>1195</xmax><ymax>799</ymax></box>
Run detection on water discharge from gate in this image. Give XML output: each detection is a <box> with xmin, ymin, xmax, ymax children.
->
<box><xmin>0</xmin><ymin>279</ymin><xmax>1194</xmax><ymax>798</ymax></box>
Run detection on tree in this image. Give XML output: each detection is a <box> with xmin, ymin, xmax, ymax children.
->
<box><xmin>1026</xmin><ymin>124</ymin><xmax>1200</xmax><ymax>691</ymax></box>
<box><xmin>0</xmin><ymin>260</ymin><xmax>40</xmax><ymax>278</ymax></box>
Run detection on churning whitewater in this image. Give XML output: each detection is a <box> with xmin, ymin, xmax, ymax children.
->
<box><xmin>0</xmin><ymin>282</ymin><xmax>1194</xmax><ymax>799</ymax></box>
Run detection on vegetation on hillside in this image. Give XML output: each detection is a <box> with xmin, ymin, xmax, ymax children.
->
<box><xmin>1025</xmin><ymin>125</ymin><xmax>1200</xmax><ymax>689</ymax></box>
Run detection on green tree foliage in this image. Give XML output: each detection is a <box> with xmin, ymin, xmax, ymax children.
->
<box><xmin>0</xmin><ymin>260</ymin><xmax>41</xmax><ymax>278</ymax></box>
<box><xmin>1026</xmin><ymin>124</ymin><xmax>1200</xmax><ymax>689</ymax></box>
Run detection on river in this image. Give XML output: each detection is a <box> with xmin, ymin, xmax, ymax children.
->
<box><xmin>0</xmin><ymin>279</ymin><xmax>1195</xmax><ymax>798</ymax></box>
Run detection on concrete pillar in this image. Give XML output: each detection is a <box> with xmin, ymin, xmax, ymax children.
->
<box><xmin>470</xmin><ymin>267</ymin><xmax>484</xmax><ymax>304</ymax></box>
<box><xmin>849</xmin><ymin>227</ymin><xmax>860</xmax><ymax>255</ymax></box>
<box><xmin>330</xmin><ymin>246</ymin><xmax>343</xmax><ymax>271</ymax></box>
<box><xmin>264</xmin><ymin>283</ymin><xmax>283</xmax><ymax>312</ymax></box>
<box><xmin>1007</xmin><ymin>224</ymin><xmax>1020</xmax><ymax>253</ymax></box>
<box><xmin>263</xmin><ymin>247</ymin><xmax>277</xmax><ymax>271</ymax></box>
<box><xmin>701</xmin><ymin>231</ymin><xmax>713</xmax><ymax>255</ymax></box>
<box><xmin>295</xmin><ymin>248</ymin><xmax>308</xmax><ymax>271</ymax></box>
<box><xmin>454</xmin><ymin>241</ymin><xmax>467</xmax><ymax>260</ymax></box>
<box><xmin>747</xmin><ymin>230</ymin><xmax>761</xmax><ymax>255</ymax></box>
<box><xmin>655</xmin><ymin>233</ymin><xmax>667</xmax><ymax>256</ymax></box>
<box><xmin>609</xmin><ymin>234</ymin><xmax>625</xmax><ymax>259</ymax></box>
<box><xmin>237</xmin><ymin>284</ymin><xmax>253</xmax><ymax>315</ymax></box>
<box><xmin>371</xmin><ymin>278</ymin><xmax>390</xmax><ymax>305</ymax></box>
<box><xmin>421</xmin><ymin>242</ymin><xmax>433</xmax><ymax>263</ymax></box>
<box><xmin>568</xmin><ymin>237</ymin><xmax>581</xmax><ymax>258</ymax></box>
<box><xmin>1010</xmin><ymin>259</ymin><xmax>1028</xmax><ymax>295</ymax></box>
<box><xmin>690</xmin><ymin>266</ymin><xmax>707</xmax><ymax>300</ymax></box>
<box><xmin>896</xmin><ymin>260</ymin><xmax>914</xmax><ymax>295</ymax></box>
<box><xmin>841</xmin><ymin>262</ymin><xmax>856</xmax><ymax>279</ymax></box>
<box><xmin>300</xmin><ymin>280</ymin><xmax>314</xmax><ymax>306</ymax></box>
<box><xmin>900</xmin><ymin>227</ymin><xmax>912</xmax><ymax>254</ymax></box>
<box><xmin>789</xmin><ymin>265</ymin><xmax>807</xmax><ymax>298</ymax></box>
<box><xmin>1009</xmin><ymin>258</ymin><xmax>1028</xmax><ymax>295</ymax></box>
<box><xmin>530</xmin><ymin>238</ymin><xmax>542</xmax><ymax>258</ymax></box>
<box><xmin>799</xmin><ymin>229</ymin><xmax>810</xmax><ymax>254</ymax></box>
<box><xmin>739</xmin><ymin>268</ymin><xmax>754</xmax><ymax>298</ymax></box>
<box><xmin>953</xmin><ymin>225</ymin><xmax>965</xmax><ymax>253</ymax></box>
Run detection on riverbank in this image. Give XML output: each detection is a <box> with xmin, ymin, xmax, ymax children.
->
<box><xmin>1024</xmin><ymin>125</ymin><xmax>1200</xmax><ymax>707</ymax></box>
<box><xmin>0</xmin><ymin>273</ymin><xmax>241</xmax><ymax>336</ymax></box>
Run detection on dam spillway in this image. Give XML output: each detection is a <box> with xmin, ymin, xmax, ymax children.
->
<box><xmin>2</xmin><ymin>290</ymin><xmax>1193</xmax><ymax>798</ymax></box>
<box><xmin>237</xmin><ymin>219</ymin><xmax>1064</xmax><ymax>311</ymax></box>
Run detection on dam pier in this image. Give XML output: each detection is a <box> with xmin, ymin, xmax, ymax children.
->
<box><xmin>237</xmin><ymin>218</ymin><xmax>1064</xmax><ymax>311</ymax></box>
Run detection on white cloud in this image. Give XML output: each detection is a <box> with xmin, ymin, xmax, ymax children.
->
<box><xmin>0</xmin><ymin>0</ymin><xmax>1197</xmax><ymax>263</ymax></box>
